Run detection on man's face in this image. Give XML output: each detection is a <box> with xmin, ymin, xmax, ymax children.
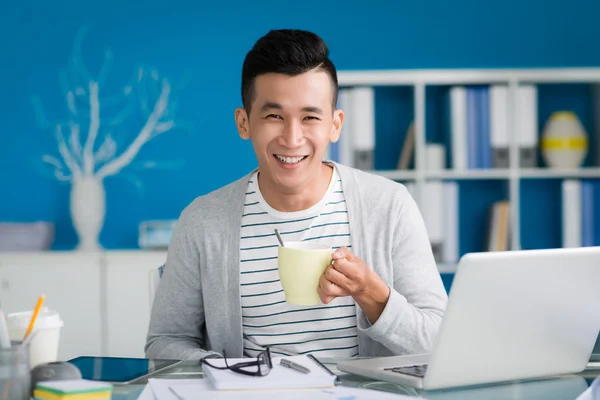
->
<box><xmin>235</xmin><ymin>69</ymin><xmax>342</xmax><ymax>194</ymax></box>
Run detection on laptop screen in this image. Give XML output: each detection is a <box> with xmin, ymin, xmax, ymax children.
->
<box><xmin>591</xmin><ymin>333</ymin><xmax>600</xmax><ymax>362</ymax></box>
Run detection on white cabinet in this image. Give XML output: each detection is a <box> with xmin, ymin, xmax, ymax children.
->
<box><xmin>0</xmin><ymin>250</ymin><xmax>167</xmax><ymax>361</ymax></box>
<box><xmin>104</xmin><ymin>251</ymin><xmax>167</xmax><ymax>358</ymax></box>
<box><xmin>0</xmin><ymin>252</ymin><xmax>104</xmax><ymax>361</ymax></box>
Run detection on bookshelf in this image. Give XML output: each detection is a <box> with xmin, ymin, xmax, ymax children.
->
<box><xmin>338</xmin><ymin>68</ymin><xmax>600</xmax><ymax>86</ymax></box>
<box><xmin>520</xmin><ymin>167</ymin><xmax>600</xmax><ymax>179</ymax></box>
<box><xmin>374</xmin><ymin>167</ymin><xmax>600</xmax><ymax>181</ymax></box>
<box><xmin>336</xmin><ymin>68</ymin><xmax>600</xmax><ymax>276</ymax></box>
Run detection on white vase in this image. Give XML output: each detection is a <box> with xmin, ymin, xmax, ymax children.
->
<box><xmin>541</xmin><ymin>111</ymin><xmax>588</xmax><ymax>169</ymax></box>
<box><xmin>70</xmin><ymin>176</ymin><xmax>106</xmax><ymax>251</ymax></box>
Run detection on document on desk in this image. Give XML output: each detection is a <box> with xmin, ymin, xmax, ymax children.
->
<box><xmin>576</xmin><ymin>376</ymin><xmax>599</xmax><ymax>400</ymax></box>
<box><xmin>170</xmin><ymin>384</ymin><xmax>420</xmax><ymax>400</ymax></box>
<box><xmin>136</xmin><ymin>385</ymin><xmax>155</xmax><ymax>400</ymax></box>
<box><xmin>201</xmin><ymin>355</ymin><xmax>338</xmax><ymax>390</ymax></box>
<box><xmin>139</xmin><ymin>379</ymin><xmax>209</xmax><ymax>400</ymax></box>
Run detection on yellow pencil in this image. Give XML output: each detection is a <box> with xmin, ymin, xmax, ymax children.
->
<box><xmin>23</xmin><ymin>294</ymin><xmax>45</xmax><ymax>341</ymax></box>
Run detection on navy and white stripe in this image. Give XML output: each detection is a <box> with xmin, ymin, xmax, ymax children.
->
<box><xmin>240</xmin><ymin>166</ymin><xmax>358</xmax><ymax>358</ymax></box>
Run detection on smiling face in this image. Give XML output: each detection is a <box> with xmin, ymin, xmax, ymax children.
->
<box><xmin>235</xmin><ymin>69</ymin><xmax>343</xmax><ymax>201</ymax></box>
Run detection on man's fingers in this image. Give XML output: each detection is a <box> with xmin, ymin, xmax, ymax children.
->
<box><xmin>332</xmin><ymin>246</ymin><xmax>352</xmax><ymax>261</ymax></box>
<box><xmin>325</xmin><ymin>264</ymin><xmax>352</xmax><ymax>288</ymax></box>
<box><xmin>331</xmin><ymin>257</ymin><xmax>359</xmax><ymax>280</ymax></box>
<box><xmin>318</xmin><ymin>287</ymin><xmax>336</xmax><ymax>304</ymax></box>
<box><xmin>319</xmin><ymin>274</ymin><xmax>345</xmax><ymax>297</ymax></box>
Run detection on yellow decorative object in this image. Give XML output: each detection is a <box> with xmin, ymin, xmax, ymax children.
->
<box><xmin>541</xmin><ymin>111</ymin><xmax>588</xmax><ymax>168</ymax></box>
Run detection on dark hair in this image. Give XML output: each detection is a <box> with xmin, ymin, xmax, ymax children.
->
<box><xmin>241</xmin><ymin>29</ymin><xmax>338</xmax><ymax>114</ymax></box>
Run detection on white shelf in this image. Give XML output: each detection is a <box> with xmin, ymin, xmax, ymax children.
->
<box><xmin>372</xmin><ymin>170</ymin><xmax>417</xmax><ymax>180</ymax></box>
<box><xmin>519</xmin><ymin>167</ymin><xmax>600</xmax><ymax>179</ymax></box>
<box><xmin>372</xmin><ymin>169</ymin><xmax>511</xmax><ymax>181</ymax></box>
<box><xmin>372</xmin><ymin>168</ymin><xmax>600</xmax><ymax>181</ymax></box>
<box><xmin>437</xmin><ymin>263</ymin><xmax>457</xmax><ymax>274</ymax></box>
<box><xmin>338</xmin><ymin>67</ymin><xmax>600</xmax><ymax>86</ymax></box>
<box><xmin>427</xmin><ymin>169</ymin><xmax>511</xmax><ymax>180</ymax></box>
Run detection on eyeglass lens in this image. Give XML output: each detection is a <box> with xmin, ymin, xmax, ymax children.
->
<box><xmin>257</xmin><ymin>352</ymin><xmax>271</xmax><ymax>375</ymax></box>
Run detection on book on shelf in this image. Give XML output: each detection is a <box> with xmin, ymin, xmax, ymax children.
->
<box><xmin>442</xmin><ymin>181</ymin><xmax>459</xmax><ymax>263</ymax></box>
<box><xmin>516</xmin><ymin>84</ymin><xmax>538</xmax><ymax>168</ymax></box>
<box><xmin>486</xmin><ymin>201</ymin><xmax>510</xmax><ymax>252</ymax></box>
<box><xmin>562</xmin><ymin>180</ymin><xmax>582</xmax><ymax>248</ymax></box>
<box><xmin>447</xmin><ymin>84</ymin><xmax>538</xmax><ymax>170</ymax></box>
<box><xmin>350</xmin><ymin>86</ymin><xmax>375</xmax><ymax>170</ymax></box>
<box><xmin>489</xmin><ymin>85</ymin><xmax>509</xmax><ymax>168</ymax></box>
<box><xmin>562</xmin><ymin>179</ymin><xmax>600</xmax><ymax>248</ymax></box>
<box><xmin>330</xmin><ymin>87</ymin><xmax>375</xmax><ymax>170</ymax></box>
<box><xmin>397</xmin><ymin>120</ymin><xmax>414</xmax><ymax>170</ymax></box>
<box><xmin>417</xmin><ymin>181</ymin><xmax>459</xmax><ymax>265</ymax></box>
<box><xmin>422</xmin><ymin>181</ymin><xmax>444</xmax><ymax>261</ymax></box>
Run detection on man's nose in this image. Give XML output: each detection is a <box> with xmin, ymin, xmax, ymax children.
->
<box><xmin>281</xmin><ymin>119</ymin><xmax>305</xmax><ymax>147</ymax></box>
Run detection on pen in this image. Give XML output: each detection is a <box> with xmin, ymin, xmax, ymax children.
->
<box><xmin>168</xmin><ymin>386</ymin><xmax>185</xmax><ymax>400</ymax></box>
<box><xmin>307</xmin><ymin>354</ymin><xmax>341</xmax><ymax>385</ymax></box>
<box><xmin>23</xmin><ymin>294</ymin><xmax>45</xmax><ymax>341</ymax></box>
<box><xmin>280</xmin><ymin>358</ymin><xmax>310</xmax><ymax>374</ymax></box>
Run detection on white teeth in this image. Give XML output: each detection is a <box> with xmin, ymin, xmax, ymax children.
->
<box><xmin>276</xmin><ymin>155</ymin><xmax>305</xmax><ymax>164</ymax></box>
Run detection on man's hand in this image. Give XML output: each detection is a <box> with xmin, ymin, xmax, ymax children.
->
<box><xmin>318</xmin><ymin>246</ymin><xmax>391</xmax><ymax>324</ymax></box>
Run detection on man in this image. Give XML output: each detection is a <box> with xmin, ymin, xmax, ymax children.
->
<box><xmin>145</xmin><ymin>29</ymin><xmax>448</xmax><ymax>361</ymax></box>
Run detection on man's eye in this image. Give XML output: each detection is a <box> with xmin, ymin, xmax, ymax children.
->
<box><xmin>266</xmin><ymin>114</ymin><xmax>282</xmax><ymax>120</ymax></box>
<box><xmin>305</xmin><ymin>116</ymin><xmax>320</xmax><ymax>121</ymax></box>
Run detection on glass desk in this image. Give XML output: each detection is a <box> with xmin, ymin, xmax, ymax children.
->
<box><xmin>112</xmin><ymin>358</ymin><xmax>600</xmax><ymax>400</ymax></box>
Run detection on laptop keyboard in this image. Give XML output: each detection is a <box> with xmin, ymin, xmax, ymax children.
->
<box><xmin>384</xmin><ymin>364</ymin><xmax>428</xmax><ymax>378</ymax></box>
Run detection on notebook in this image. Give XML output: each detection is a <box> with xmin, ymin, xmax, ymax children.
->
<box><xmin>201</xmin><ymin>355</ymin><xmax>339</xmax><ymax>391</ymax></box>
<box><xmin>33</xmin><ymin>380</ymin><xmax>112</xmax><ymax>400</ymax></box>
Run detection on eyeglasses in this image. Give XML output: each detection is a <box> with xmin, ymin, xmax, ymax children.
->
<box><xmin>201</xmin><ymin>348</ymin><xmax>273</xmax><ymax>377</ymax></box>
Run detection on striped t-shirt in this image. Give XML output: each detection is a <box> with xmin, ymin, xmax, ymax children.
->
<box><xmin>239</xmin><ymin>166</ymin><xmax>359</xmax><ymax>358</ymax></box>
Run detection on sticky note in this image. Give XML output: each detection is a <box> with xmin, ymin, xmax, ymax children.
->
<box><xmin>33</xmin><ymin>380</ymin><xmax>112</xmax><ymax>400</ymax></box>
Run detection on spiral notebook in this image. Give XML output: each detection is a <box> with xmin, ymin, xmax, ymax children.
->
<box><xmin>201</xmin><ymin>355</ymin><xmax>339</xmax><ymax>391</ymax></box>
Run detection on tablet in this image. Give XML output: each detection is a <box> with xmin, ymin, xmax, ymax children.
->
<box><xmin>68</xmin><ymin>356</ymin><xmax>181</xmax><ymax>384</ymax></box>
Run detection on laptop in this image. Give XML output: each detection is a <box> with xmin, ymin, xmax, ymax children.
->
<box><xmin>590</xmin><ymin>333</ymin><xmax>600</xmax><ymax>363</ymax></box>
<box><xmin>337</xmin><ymin>247</ymin><xmax>600</xmax><ymax>390</ymax></box>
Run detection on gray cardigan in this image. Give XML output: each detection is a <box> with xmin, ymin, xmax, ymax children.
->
<box><xmin>145</xmin><ymin>163</ymin><xmax>448</xmax><ymax>360</ymax></box>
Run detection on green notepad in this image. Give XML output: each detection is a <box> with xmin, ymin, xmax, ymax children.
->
<box><xmin>34</xmin><ymin>380</ymin><xmax>112</xmax><ymax>400</ymax></box>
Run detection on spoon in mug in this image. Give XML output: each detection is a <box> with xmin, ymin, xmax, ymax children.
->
<box><xmin>274</xmin><ymin>229</ymin><xmax>285</xmax><ymax>247</ymax></box>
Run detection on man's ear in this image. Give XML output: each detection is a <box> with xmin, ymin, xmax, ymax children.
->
<box><xmin>330</xmin><ymin>109</ymin><xmax>344</xmax><ymax>143</ymax></box>
<box><xmin>235</xmin><ymin>107</ymin><xmax>250</xmax><ymax>140</ymax></box>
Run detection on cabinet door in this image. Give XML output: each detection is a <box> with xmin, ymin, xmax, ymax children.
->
<box><xmin>0</xmin><ymin>252</ymin><xmax>104</xmax><ymax>361</ymax></box>
<box><xmin>104</xmin><ymin>251</ymin><xmax>167</xmax><ymax>358</ymax></box>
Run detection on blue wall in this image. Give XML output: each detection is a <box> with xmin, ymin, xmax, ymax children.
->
<box><xmin>1</xmin><ymin>0</ymin><xmax>599</xmax><ymax>250</ymax></box>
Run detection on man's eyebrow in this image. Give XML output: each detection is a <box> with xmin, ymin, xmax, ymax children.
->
<box><xmin>260</xmin><ymin>102</ymin><xmax>283</xmax><ymax>112</ymax></box>
<box><xmin>259</xmin><ymin>102</ymin><xmax>324</xmax><ymax>115</ymax></box>
<box><xmin>302</xmin><ymin>106</ymin><xmax>323</xmax><ymax>115</ymax></box>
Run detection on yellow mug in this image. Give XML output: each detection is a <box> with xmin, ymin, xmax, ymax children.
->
<box><xmin>277</xmin><ymin>241</ymin><xmax>333</xmax><ymax>306</ymax></box>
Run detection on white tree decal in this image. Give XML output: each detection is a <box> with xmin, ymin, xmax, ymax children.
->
<box><xmin>32</xmin><ymin>27</ymin><xmax>188</xmax><ymax>250</ymax></box>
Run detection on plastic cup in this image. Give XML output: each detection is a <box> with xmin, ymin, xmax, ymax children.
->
<box><xmin>278</xmin><ymin>241</ymin><xmax>333</xmax><ymax>306</ymax></box>
<box><xmin>6</xmin><ymin>308</ymin><xmax>63</xmax><ymax>369</ymax></box>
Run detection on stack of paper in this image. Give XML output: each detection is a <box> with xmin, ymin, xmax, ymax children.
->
<box><xmin>33</xmin><ymin>380</ymin><xmax>112</xmax><ymax>400</ymax></box>
<box><xmin>201</xmin><ymin>355</ymin><xmax>337</xmax><ymax>390</ymax></box>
